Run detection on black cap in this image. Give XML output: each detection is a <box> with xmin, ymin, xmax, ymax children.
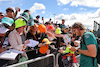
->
<box><xmin>36</xmin><ymin>15</ymin><xmax>40</xmax><ymax>18</ymax></box>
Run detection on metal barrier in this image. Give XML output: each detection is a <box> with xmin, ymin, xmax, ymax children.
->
<box><xmin>56</xmin><ymin>53</ymin><xmax>61</xmax><ymax>67</ymax></box>
<box><xmin>7</xmin><ymin>54</ymin><xmax>55</xmax><ymax>67</ymax></box>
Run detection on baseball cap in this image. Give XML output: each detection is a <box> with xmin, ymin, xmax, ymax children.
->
<box><xmin>6</xmin><ymin>7</ymin><xmax>14</xmax><ymax>12</ymax></box>
<box><xmin>42</xmin><ymin>38</ymin><xmax>51</xmax><ymax>44</ymax></box>
<box><xmin>55</xmin><ymin>27</ymin><xmax>62</xmax><ymax>34</ymax></box>
<box><xmin>38</xmin><ymin>24</ymin><xmax>47</xmax><ymax>33</ymax></box>
<box><xmin>39</xmin><ymin>38</ymin><xmax>51</xmax><ymax>54</ymax></box>
<box><xmin>36</xmin><ymin>15</ymin><xmax>40</xmax><ymax>18</ymax></box>
<box><xmin>20</xmin><ymin>12</ymin><xmax>29</xmax><ymax>22</ymax></box>
<box><xmin>1</xmin><ymin>17</ymin><xmax>14</xmax><ymax>26</ymax></box>
<box><xmin>15</xmin><ymin>19</ymin><xmax>26</xmax><ymax>28</ymax></box>
<box><xmin>47</xmin><ymin>25</ymin><xmax>55</xmax><ymax>30</ymax></box>
<box><xmin>0</xmin><ymin>23</ymin><xmax>9</xmax><ymax>34</ymax></box>
<box><xmin>27</xmin><ymin>15</ymin><xmax>34</xmax><ymax>26</ymax></box>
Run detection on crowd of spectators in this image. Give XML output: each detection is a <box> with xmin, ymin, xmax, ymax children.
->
<box><xmin>0</xmin><ymin>7</ymin><xmax>97</xmax><ymax>67</ymax></box>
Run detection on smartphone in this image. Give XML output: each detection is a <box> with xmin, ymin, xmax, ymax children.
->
<box><xmin>42</xmin><ymin>17</ymin><xmax>44</xmax><ymax>20</ymax></box>
<box><xmin>15</xmin><ymin>7</ymin><xmax>20</xmax><ymax>11</ymax></box>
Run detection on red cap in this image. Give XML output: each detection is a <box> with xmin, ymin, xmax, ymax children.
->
<box><xmin>47</xmin><ymin>25</ymin><xmax>55</xmax><ymax>30</ymax></box>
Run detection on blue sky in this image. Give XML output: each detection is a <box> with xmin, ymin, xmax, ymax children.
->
<box><xmin>0</xmin><ymin>0</ymin><xmax>100</xmax><ymax>30</ymax></box>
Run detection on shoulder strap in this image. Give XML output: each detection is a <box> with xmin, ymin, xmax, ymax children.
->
<box><xmin>80</xmin><ymin>35</ymin><xmax>85</xmax><ymax>48</ymax></box>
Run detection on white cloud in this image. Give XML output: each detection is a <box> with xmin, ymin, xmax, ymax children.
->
<box><xmin>52</xmin><ymin>8</ymin><xmax>100</xmax><ymax>30</ymax></box>
<box><xmin>42</xmin><ymin>11</ymin><xmax>45</xmax><ymax>14</ymax></box>
<box><xmin>55</xmin><ymin>14</ymin><xmax>69</xmax><ymax>20</ymax></box>
<box><xmin>29</xmin><ymin>3</ymin><xmax>46</xmax><ymax>13</ymax></box>
<box><xmin>57</xmin><ymin>0</ymin><xmax>71</xmax><ymax>5</ymax></box>
<box><xmin>57</xmin><ymin>3</ymin><xmax>61</xmax><ymax>5</ymax></box>
<box><xmin>88</xmin><ymin>9</ymin><xmax>100</xmax><ymax>18</ymax></box>
<box><xmin>57</xmin><ymin>0</ymin><xmax>100</xmax><ymax>7</ymax></box>
<box><xmin>69</xmin><ymin>14</ymin><xmax>77</xmax><ymax>20</ymax></box>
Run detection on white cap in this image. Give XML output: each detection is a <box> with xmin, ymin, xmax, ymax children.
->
<box><xmin>0</xmin><ymin>23</ymin><xmax>9</xmax><ymax>34</ymax></box>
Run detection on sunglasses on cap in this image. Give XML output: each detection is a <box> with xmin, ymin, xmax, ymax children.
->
<box><xmin>3</xmin><ymin>23</ymin><xmax>10</xmax><ymax>28</ymax></box>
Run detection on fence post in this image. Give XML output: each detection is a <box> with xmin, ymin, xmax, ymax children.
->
<box><xmin>56</xmin><ymin>53</ymin><xmax>61</xmax><ymax>67</ymax></box>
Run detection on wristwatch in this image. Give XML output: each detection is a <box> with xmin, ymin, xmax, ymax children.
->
<box><xmin>77</xmin><ymin>48</ymin><xmax>80</xmax><ymax>52</ymax></box>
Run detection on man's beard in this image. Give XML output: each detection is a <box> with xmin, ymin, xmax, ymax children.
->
<box><xmin>76</xmin><ymin>31</ymin><xmax>81</xmax><ymax>36</ymax></box>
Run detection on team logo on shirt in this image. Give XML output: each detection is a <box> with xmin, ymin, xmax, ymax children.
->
<box><xmin>85</xmin><ymin>34</ymin><xmax>90</xmax><ymax>38</ymax></box>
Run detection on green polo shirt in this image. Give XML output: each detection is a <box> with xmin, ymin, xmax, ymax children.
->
<box><xmin>59</xmin><ymin>24</ymin><xmax>65</xmax><ymax>29</ymax></box>
<box><xmin>80</xmin><ymin>31</ymin><xmax>98</xmax><ymax>67</ymax></box>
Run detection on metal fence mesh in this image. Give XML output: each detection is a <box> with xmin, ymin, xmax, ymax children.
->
<box><xmin>94</xmin><ymin>21</ymin><xmax>100</xmax><ymax>37</ymax></box>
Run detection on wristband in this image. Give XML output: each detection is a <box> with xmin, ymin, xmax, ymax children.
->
<box><xmin>77</xmin><ymin>48</ymin><xmax>80</xmax><ymax>52</ymax></box>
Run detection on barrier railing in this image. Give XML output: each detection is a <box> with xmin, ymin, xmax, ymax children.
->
<box><xmin>7</xmin><ymin>54</ymin><xmax>55</xmax><ymax>67</ymax></box>
<box><xmin>56</xmin><ymin>53</ymin><xmax>80</xmax><ymax>67</ymax></box>
<box><xmin>56</xmin><ymin>53</ymin><xmax>61</xmax><ymax>67</ymax></box>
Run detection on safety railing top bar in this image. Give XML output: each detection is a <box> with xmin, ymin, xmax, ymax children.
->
<box><xmin>7</xmin><ymin>54</ymin><xmax>55</xmax><ymax>67</ymax></box>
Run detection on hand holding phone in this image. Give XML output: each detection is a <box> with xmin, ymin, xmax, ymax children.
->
<box><xmin>15</xmin><ymin>7</ymin><xmax>20</xmax><ymax>12</ymax></box>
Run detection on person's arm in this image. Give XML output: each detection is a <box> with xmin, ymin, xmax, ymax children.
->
<box><xmin>78</xmin><ymin>44</ymin><xmax>96</xmax><ymax>57</ymax></box>
<box><xmin>14</xmin><ymin>7</ymin><xmax>20</xmax><ymax>18</ymax></box>
<box><xmin>14</xmin><ymin>11</ymin><xmax>18</xmax><ymax>18</ymax></box>
<box><xmin>54</xmin><ymin>33</ymin><xmax>63</xmax><ymax>37</ymax></box>
<box><xmin>0</xmin><ymin>48</ymin><xmax>7</xmax><ymax>53</ymax></box>
<box><xmin>60</xmin><ymin>42</ymin><xmax>66</xmax><ymax>46</ymax></box>
<box><xmin>70</xmin><ymin>44</ymin><xmax>97</xmax><ymax>57</ymax></box>
<box><xmin>49</xmin><ymin>45</ymin><xmax>57</xmax><ymax>51</ymax></box>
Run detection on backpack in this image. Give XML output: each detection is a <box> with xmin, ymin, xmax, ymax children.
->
<box><xmin>96</xmin><ymin>38</ymin><xmax>100</xmax><ymax>64</ymax></box>
<box><xmin>82</xmin><ymin>35</ymin><xmax>100</xmax><ymax>66</ymax></box>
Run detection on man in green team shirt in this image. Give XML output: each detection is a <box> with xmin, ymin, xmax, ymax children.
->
<box><xmin>70</xmin><ymin>22</ymin><xmax>98</xmax><ymax>67</ymax></box>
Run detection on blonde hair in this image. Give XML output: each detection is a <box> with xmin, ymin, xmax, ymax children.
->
<box><xmin>29</xmin><ymin>23</ymin><xmax>39</xmax><ymax>35</ymax></box>
<box><xmin>29</xmin><ymin>26</ymin><xmax>35</xmax><ymax>34</ymax></box>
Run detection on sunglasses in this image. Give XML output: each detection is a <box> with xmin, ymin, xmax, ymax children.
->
<box><xmin>0</xmin><ymin>15</ymin><xmax>4</xmax><ymax>17</ymax></box>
